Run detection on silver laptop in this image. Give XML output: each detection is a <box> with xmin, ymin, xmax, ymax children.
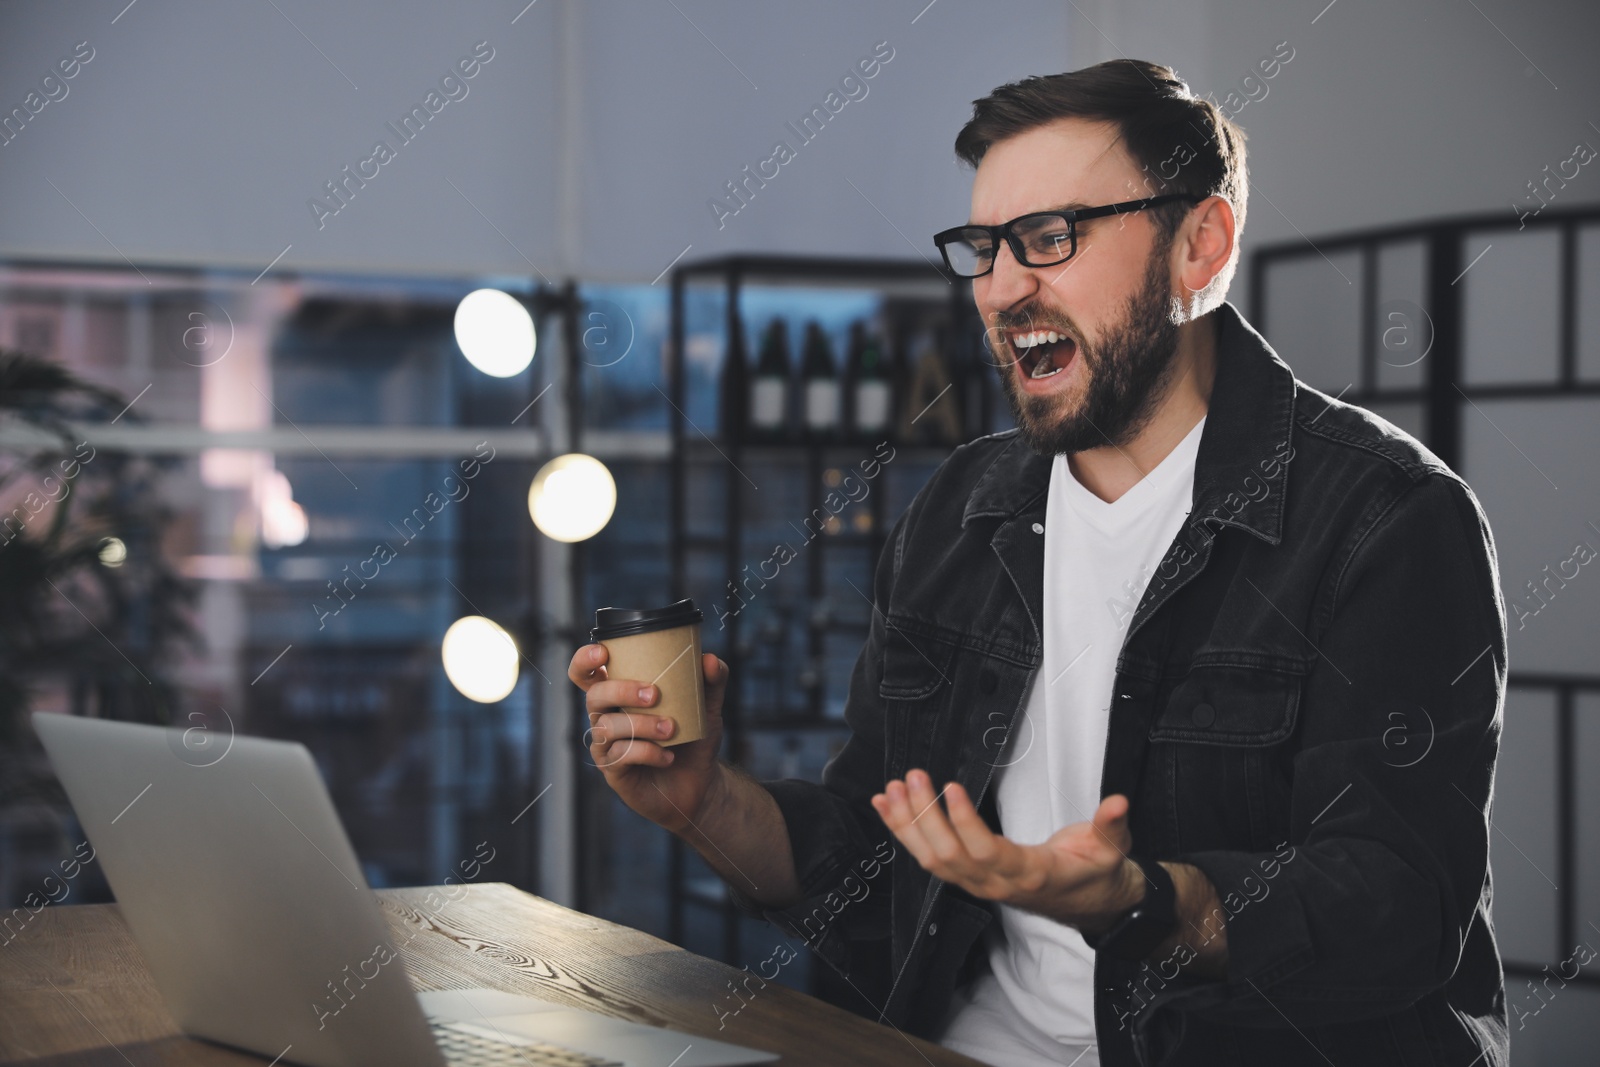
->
<box><xmin>33</xmin><ymin>712</ymin><xmax>777</xmax><ymax>1067</ymax></box>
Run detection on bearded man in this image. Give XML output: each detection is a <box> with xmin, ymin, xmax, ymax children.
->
<box><xmin>570</xmin><ymin>59</ymin><xmax>1508</xmax><ymax>1067</ymax></box>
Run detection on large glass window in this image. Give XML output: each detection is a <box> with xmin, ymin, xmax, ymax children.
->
<box><xmin>1</xmin><ymin>264</ymin><xmax>549</xmax><ymax>903</ymax></box>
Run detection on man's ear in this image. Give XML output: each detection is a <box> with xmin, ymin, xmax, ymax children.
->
<box><xmin>1173</xmin><ymin>195</ymin><xmax>1237</xmax><ymax>313</ymax></box>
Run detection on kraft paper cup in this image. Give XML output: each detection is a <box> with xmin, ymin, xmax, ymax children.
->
<box><xmin>591</xmin><ymin>599</ymin><xmax>706</xmax><ymax>747</ymax></box>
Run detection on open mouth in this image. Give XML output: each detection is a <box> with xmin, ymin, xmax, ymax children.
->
<box><xmin>1010</xmin><ymin>329</ymin><xmax>1079</xmax><ymax>381</ymax></box>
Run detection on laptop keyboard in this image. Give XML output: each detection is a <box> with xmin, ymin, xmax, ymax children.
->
<box><xmin>429</xmin><ymin>1019</ymin><xmax>623</xmax><ymax>1067</ymax></box>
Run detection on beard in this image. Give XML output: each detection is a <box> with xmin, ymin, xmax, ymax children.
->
<box><xmin>995</xmin><ymin>241</ymin><xmax>1183</xmax><ymax>456</ymax></box>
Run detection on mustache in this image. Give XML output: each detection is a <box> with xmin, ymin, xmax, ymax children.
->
<box><xmin>985</xmin><ymin>308</ymin><xmax>1088</xmax><ymax>347</ymax></box>
<box><xmin>982</xmin><ymin>309</ymin><xmax>1088</xmax><ymax>369</ymax></box>
<box><xmin>989</xmin><ymin>310</ymin><xmax>1080</xmax><ymax>335</ymax></box>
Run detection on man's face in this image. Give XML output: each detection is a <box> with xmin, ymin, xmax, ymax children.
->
<box><xmin>970</xmin><ymin>117</ymin><xmax>1183</xmax><ymax>455</ymax></box>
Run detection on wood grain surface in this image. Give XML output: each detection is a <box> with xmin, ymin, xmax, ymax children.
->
<box><xmin>0</xmin><ymin>881</ymin><xmax>984</xmax><ymax>1067</ymax></box>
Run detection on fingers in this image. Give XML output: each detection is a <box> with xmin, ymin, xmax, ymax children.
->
<box><xmin>568</xmin><ymin>644</ymin><xmax>609</xmax><ymax>690</ymax></box>
<box><xmin>584</xmin><ymin>677</ymin><xmax>659</xmax><ymax>718</ymax></box>
<box><xmin>579</xmin><ymin>671</ymin><xmax>677</xmax><ymax>770</ymax></box>
<box><xmin>903</xmin><ymin>770</ymin><xmax>966</xmax><ymax>864</ymax></box>
<box><xmin>571</xmin><ymin>644</ymin><xmax>728</xmax><ymax>775</ymax></box>
<box><xmin>702</xmin><ymin>654</ymin><xmax>728</xmax><ymax>718</ymax></box>
<box><xmin>591</xmin><ymin>710</ymin><xmax>677</xmax><ymax>744</ymax></box>
<box><xmin>1091</xmin><ymin>793</ymin><xmax>1133</xmax><ymax>855</ymax></box>
<box><xmin>871</xmin><ymin>776</ymin><xmax>1136</xmax><ymax>910</ymax></box>
<box><xmin>870</xmin><ymin>777</ymin><xmax>914</xmax><ymax>837</ymax></box>
<box><xmin>873</xmin><ymin>770</ymin><xmax>962</xmax><ymax>876</ymax></box>
<box><xmin>872</xmin><ymin>773</ymin><xmax>1046</xmax><ymax>902</ymax></box>
<box><xmin>589</xmin><ymin>732</ymin><xmax>675</xmax><ymax>770</ymax></box>
<box><xmin>576</xmin><ymin>645</ymin><xmax>728</xmax><ymax>715</ymax></box>
<box><xmin>587</xmin><ymin>711</ymin><xmax>678</xmax><ymax>770</ymax></box>
<box><xmin>944</xmin><ymin>782</ymin><xmax>1000</xmax><ymax>863</ymax></box>
<box><xmin>871</xmin><ymin>771</ymin><xmax>924</xmax><ymax>832</ymax></box>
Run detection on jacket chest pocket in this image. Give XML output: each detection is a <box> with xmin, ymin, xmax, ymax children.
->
<box><xmin>877</xmin><ymin>630</ymin><xmax>953</xmax><ymax>702</ymax></box>
<box><xmin>878</xmin><ymin>625</ymin><xmax>963</xmax><ymax>778</ymax></box>
<box><xmin>1149</xmin><ymin>664</ymin><xmax>1302</xmax><ymax>746</ymax></box>
<box><xmin>1149</xmin><ymin>664</ymin><xmax>1304</xmax><ymax>852</ymax></box>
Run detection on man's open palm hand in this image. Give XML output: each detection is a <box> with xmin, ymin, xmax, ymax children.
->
<box><xmin>871</xmin><ymin>770</ymin><xmax>1138</xmax><ymax>926</ymax></box>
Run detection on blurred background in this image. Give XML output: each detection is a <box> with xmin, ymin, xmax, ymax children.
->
<box><xmin>1</xmin><ymin>1</ymin><xmax>1597</xmax><ymax>1060</ymax></box>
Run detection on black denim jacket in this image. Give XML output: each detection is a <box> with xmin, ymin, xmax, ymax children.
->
<box><xmin>736</xmin><ymin>301</ymin><xmax>1508</xmax><ymax>1066</ymax></box>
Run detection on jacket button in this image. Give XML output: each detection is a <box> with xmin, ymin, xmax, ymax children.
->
<box><xmin>1031</xmin><ymin>522</ymin><xmax>1044</xmax><ymax>534</ymax></box>
<box><xmin>1191</xmin><ymin>702</ymin><xmax>1216</xmax><ymax>727</ymax></box>
<box><xmin>927</xmin><ymin>922</ymin><xmax>938</xmax><ymax>936</ymax></box>
<box><xmin>979</xmin><ymin>670</ymin><xmax>998</xmax><ymax>694</ymax></box>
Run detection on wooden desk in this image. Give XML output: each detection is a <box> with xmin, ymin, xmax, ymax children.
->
<box><xmin>0</xmin><ymin>882</ymin><xmax>982</xmax><ymax>1066</ymax></box>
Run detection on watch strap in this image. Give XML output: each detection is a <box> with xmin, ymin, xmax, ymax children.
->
<box><xmin>1081</xmin><ymin>857</ymin><xmax>1178</xmax><ymax>961</ymax></box>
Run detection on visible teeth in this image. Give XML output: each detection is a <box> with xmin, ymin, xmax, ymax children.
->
<box><xmin>1013</xmin><ymin>330</ymin><xmax>1067</xmax><ymax>350</ymax></box>
<box><xmin>1029</xmin><ymin>354</ymin><xmax>1061</xmax><ymax>379</ymax></box>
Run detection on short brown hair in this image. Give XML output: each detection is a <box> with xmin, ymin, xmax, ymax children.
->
<box><xmin>955</xmin><ymin>60</ymin><xmax>1248</xmax><ymax>305</ymax></box>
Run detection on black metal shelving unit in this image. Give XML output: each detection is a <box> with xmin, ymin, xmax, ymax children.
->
<box><xmin>664</xmin><ymin>254</ymin><xmax>998</xmax><ymax>986</ymax></box>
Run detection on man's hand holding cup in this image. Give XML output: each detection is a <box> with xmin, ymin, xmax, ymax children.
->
<box><xmin>568</xmin><ymin>600</ymin><xmax>728</xmax><ymax>835</ymax></box>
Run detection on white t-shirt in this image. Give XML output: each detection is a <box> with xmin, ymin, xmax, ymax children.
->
<box><xmin>938</xmin><ymin>416</ymin><xmax>1205</xmax><ymax>1067</ymax></box>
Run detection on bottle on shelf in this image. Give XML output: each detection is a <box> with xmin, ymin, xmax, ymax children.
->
<box><xmin>845</xmin><ymin>320</ymin><xmax>892</xmax><ymax>443</ymax></box>
<box><xmin>719</xmin><ymin>316</ymin><xmax>749</xmax><ymax>442</ymax></box>
<box><xmin>897</xmin><ymin>323</ymin><xmax>963</xmax><ymax>446</ymax></box>
<box><xmin>749</xmin><ymin>317</ymin><xmax>791</xmax><ymax>441</ymax></box>
<box><xmin>800</xmin><ymin>320</ymin><xmax>841</xmax><ymax>438</ymax></box>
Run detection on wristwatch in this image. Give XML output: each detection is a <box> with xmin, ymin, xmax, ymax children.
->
<box><xmin>1080</xmin><ymin>857</ymin><xmax>1178</xmax><ymax>961</ymax></box>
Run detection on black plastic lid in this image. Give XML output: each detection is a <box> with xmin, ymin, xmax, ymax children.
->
<box><xmin>591</xmin><ymin>598</ymin><xmax>703</xmax><ymax>641</ymax></box>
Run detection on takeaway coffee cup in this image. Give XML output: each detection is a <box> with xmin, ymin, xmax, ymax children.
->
<box><xmin>591</xmin><ymin>599</ymin><xmax>707</xmax><ymax>747</ymax></box>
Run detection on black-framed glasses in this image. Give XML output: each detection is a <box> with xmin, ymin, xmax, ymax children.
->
<box><xmin>933</xmin><ymin>194</ymin><xmax>1203</xmax><ymax>278</ymax></box>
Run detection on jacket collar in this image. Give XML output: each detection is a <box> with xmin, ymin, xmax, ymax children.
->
<box><xmin>961</xmin><ymin>300</ymin><xmax>1295</xmax><ymax>546</ymax></box>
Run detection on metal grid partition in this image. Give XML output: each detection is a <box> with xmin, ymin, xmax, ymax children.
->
<box><xmin>1249</xmin><ymin>203</ymin><xmax>1600</xmax><ymax>992</ymax></box>
<box><xmin>662</xmin><ymin>254</ymin><xmax>995</xmax><ymax>1003</ymax></box>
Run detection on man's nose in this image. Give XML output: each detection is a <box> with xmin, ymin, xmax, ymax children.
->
<box><xmin>982</xmin><ymin>239</ymin><xmax>1039</xmax><ymax>313</ymax></box>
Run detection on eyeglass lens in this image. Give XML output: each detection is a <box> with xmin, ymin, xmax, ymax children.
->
<box><xmin>942</xmin><ymin>215</ymin><xmax>1075</xmax><ymax>277</ymax></box>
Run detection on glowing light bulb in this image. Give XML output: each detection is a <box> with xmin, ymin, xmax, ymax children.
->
<box><xmin>454</xmin><ymin>288</ymin><xmax>536</xmax><ymax>377</ymax></box>
<box><xmin>528</xmin><ymin>453</ymin><xmax>615</xmax><ymax>542</ymax></box>
<box><xmin>259</xmin><ymin>469</ymin><xmax>308</xmax><ymax>548</ymax></box>
<box><xmin>441</xmin><ymin>615</ymin><xmax>520</xmax><ymax>703</ymax></box>
<box><xmin>98</xmin><ymin>536</ymin><xmax>127</xmax><ymax>567</ymax></box>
